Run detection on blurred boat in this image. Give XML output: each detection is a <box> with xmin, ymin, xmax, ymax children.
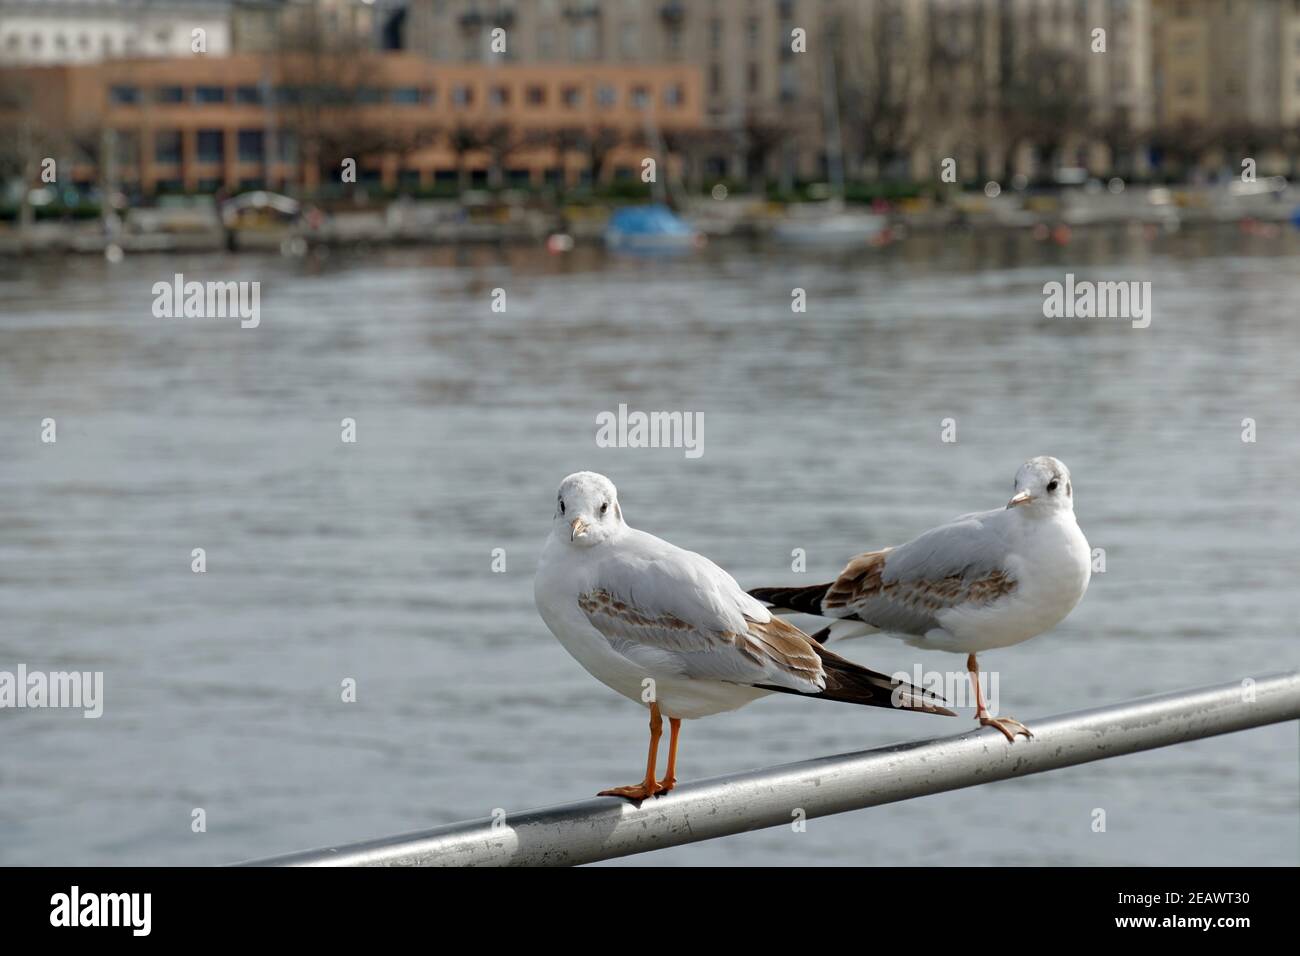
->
<box><xmin>771</xmin><ymin>200</ymin><xmax>887</xmax><ymax>246</ymax></box>
<box><xmin>220</xmin><ymin>191</ymin><xmax>302</xmax><ymax>251</ymax></box>
<box><xmin>604</xmin><ymin>204</ymin><xmax>702</xmax><ymax>253</ymax></box>
<box><xmin>770</xmin><ymin>49</ymin><xmax>886</xmax><ymax>248</ymax></box>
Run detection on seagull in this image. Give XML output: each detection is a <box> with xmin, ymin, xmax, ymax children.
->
<box><xmin>750</xmin><ymin>457</ymin><xmax>1091</xmax><ymax>743</ymax></box>
<box><xmin>534</xmin><ymin>471</ymin><xmax>953</xmax><ymax>802</ymax></box>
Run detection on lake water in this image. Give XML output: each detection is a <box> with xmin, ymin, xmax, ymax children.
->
<box><xmin>1</xmin><ymin>226</ymin><xmax>1297</xmax><ymax>866</ymax></box>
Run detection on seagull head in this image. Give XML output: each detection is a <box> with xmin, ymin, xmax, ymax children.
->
<box><xmin>554</xmin><ymin>471</ymin><xmax>626</xmax><ymax>548</ymax></box>
<box><xmin>1007</xmin><ymin>456</ymin><xmax>1074</xmax><ymax>516</ymax></box>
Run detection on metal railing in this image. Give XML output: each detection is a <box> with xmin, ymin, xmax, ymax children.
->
<box><xmin>239</xmin><ymin>671</ymin><xmax>1300</xmax><ymax>867</ymax></box>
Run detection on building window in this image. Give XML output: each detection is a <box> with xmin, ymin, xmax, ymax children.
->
<box><xmin>238</xmin><ymin>130</ymin><xmax>264</xmax><ymax>162</ymax></box>
<box><xmin>596</xmin><ymin>84</ymin><xmax>616</xmax><ymax>107</ymax></box>
<box><xmin>620</xmin><ymin>22</ymin><xmax>637</xmax><ymax>59</ymax></box>
<box><xmin>113</xmin><ymin>130</ymin><xmax>139</xmax><ymax>167</ymax></box>
<box><xmin>571</xmin><ymin>23</ymin><xmax>596</xmax><ymax>60</ymax></box>
<box><xmin>709</xmin><ymin>18</ymin><xmax>721</xmax><ymax>51</ymax></box>
<box><xmin>489</xmin><ymin>85</ymin><xmax>510</xmax><ymax>106</ymax></box>
<box><xmin>357</xmin><ymin>86</ymin><xmax>384</xmax><ymax>104</ymax></box>
<box><xmin>663</xmin><ymin>83</ymin><xmax>685</xmax><ymax>108</ymax></box>
<box><xmin>236</xmin><ymin>85</ymin><xmax>263</xmax><ymax>105</ymax></box>
<box><xmin>538</xmin><ymin>26</ymin><xmax>556</xmax><ymax>59</ymax></box>
<box><xmin>746</xmin><ymin>17</ymin><xmax>759</xmax><ymax>45</ymax></box>
<box><xmin>155</xmin><ymin>86</ymin><xmax>184</xmax><ymax>104</ymax></box>
<box><xmin>748</xmin><ymin>62</ymin><xmax>760</xmax><ymax>93</ymax></box>
<box><xmin>709</xmin><ymin>63</ymin><xmax>722</xmax><ymax>96</ymax></box>
<box><xmin>630</xmin><ymin>85</ymin><xmax>649</xmax><ymax>109</ymax></box>
<box><xmin>526</xmin><ymin>84</ymin><xmax>546</xmax><ymax>106</ymax></box>
<box><xmin>278</xmin><ymin>129</ymin><xmax>299</xmax><ymax>163</ymax></box>
<box><xmin>109</xmin><ymin>85</ymin><xmax>140</xmax><ymax>105</ymax></box>
<box><xmin>392</xmin><ymin>87</ymin><xmax>423</xmax><ymax>105</ymax></box>
<box><xmin>452</xmin><ymin>84</ymin><xmax>474</xmax><ymax>107</ymax></box>
<box><xmin>780</xmin><ymin>62</ymin><xmax>798</xmax><ymax>101</ymax></box>
<box><xmin>561</xmin><ymin>85</ymin><xmax>581</xmax><ymax>108</ymax></box>
<box><xmin>665</xmin><ymin>27</ymin><xmax>682</xmax><ymax>60</ymax></box>
<box><xmin>194</xmin><ymin>86</ymin><xmax>226</xmax><ymax>104</ymax></box>
<box><xmin>154</xmin><ymin>130</ymin><xmax>182</xmax><ymax>164</ymax></box>
<box><xmin>196</xmin><ymin>129</ymin><xmax>224</xmax><ymax>163</ymax></box>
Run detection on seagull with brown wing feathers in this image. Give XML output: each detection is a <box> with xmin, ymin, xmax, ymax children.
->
<box><xmin>534</xmin><ymin>471</ymin><xmax>953</xmax><ymax>803</ymax></box>
<box><xmin>750</xmin><ymin>457</ymin><xmax>1091</xmax><ymax>743</ymax></box>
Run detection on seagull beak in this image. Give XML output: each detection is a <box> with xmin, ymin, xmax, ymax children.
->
<box><xmin>570</xmin><ymin>516</ymin><xmax>590</xmax><ymax>541</ymax></box>
<box><xmin>1006</xmin><ymin>490</ymin><xmax>1034</xmax><ymax>509</ymax></box>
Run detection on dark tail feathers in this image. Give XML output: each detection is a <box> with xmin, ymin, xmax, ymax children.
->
<box><xmin>748</xmin><ymin>582</ymin><xmax>832</xmax><ymax>617</ymax></box>
<box><xmin>760</xmin><ymin>643</ymin><xmax>954</xmax><ymax>717</ymax></box>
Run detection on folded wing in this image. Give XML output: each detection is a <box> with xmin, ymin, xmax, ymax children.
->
<box><xmin>827</xmin><ymin>509</ymin><xmax>1018</xmax><ymax>636</ymax></box>
<box><xmin>578</xmin><ymin>537</ymin><xmax>826</xmax><ymax>694</ymax></box>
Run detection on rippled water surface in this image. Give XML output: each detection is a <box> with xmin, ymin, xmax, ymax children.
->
<box><xmin>1</xmin><ymin>227</ymin><xmax>1298</xmax><ymax>865</ymax></box>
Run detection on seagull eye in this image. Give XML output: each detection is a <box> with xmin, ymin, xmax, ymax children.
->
<box><xmin>600</xmin><ymin>502</ymin><xmax>608</xmax><ymax>516</ymax></box>
<box><xmin>559</xmin><ymin>500</ymin><xmax>566</xmax><ymax>515</ymax></box>
<box><xmin>1047</xmin><ymin>480</ymin><xmax>1059</xmax><ymax>493</ymax></box>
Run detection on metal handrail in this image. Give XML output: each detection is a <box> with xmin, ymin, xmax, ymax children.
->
<box><xmin>238</xmin><ymin>671</ymin><xmax>1300</xmax><ymax>867</ymax></box>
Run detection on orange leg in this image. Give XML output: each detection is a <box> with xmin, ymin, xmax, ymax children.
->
<box><xmin>598</xmin><ymin>702</ymin><xmax>664</xmax><ymax>802</ymax></box>
<box><xmin>967</xmin><ymin>653</ymin><xmax>1033</xmax><ymax>743</ymax></box>
<box><xmin>656</xmin><ymin>718</ymin><xmax>681</xmax><ymax>795</ymax></box>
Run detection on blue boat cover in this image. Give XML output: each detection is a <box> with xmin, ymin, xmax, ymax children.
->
<box><xmin>607</xmin><ymin>204</ymin><xmax>693</xmax><ymax>236</ymax></box>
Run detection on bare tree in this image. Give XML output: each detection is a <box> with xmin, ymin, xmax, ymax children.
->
<box><xmin>0</xmin><ymin>68</ymin><xmax>98</xmax><ymax>232</ymax></box>
<box><xmin>271</xmin><ymin>8</ymin><xmax>433</xmax><ymax>195</ymax></box>
<box><xmin>478</xmin><ymin>121</ymin><xmax>544</xmax><ymax>189</ymax></box>
<box><xmin>446</xmin><ymin>123</ymin><xmax>488</xmax><ymax>192</ymax></box>
<box><xmin>996</xmin><ymin>46</ymin><xmax>1089</xmax><ymax>178</ymax></box>
<box><xmin>545</xmin><ymin>125</ymin><xmax>588</xmax><ymax>193</ymax></box>
<box><xmin>741</xmin><ymin>113</ymin><xmax>791</xmax><ymax>193</ymax></box>
<box><xmin>581</xmin><ymin>125</ymin><xmax>622</xmax><ymax>187</ymax></box>
<box><xmin>833</xmin><ymin>1</ymin><xmax>920</xmax><ymax>179</ymax></box>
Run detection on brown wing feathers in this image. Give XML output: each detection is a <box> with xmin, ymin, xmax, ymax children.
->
<box><xmin>753</xmin><ymin>616</ymin><xmax>953</xmax><ymax>716</ymax></box>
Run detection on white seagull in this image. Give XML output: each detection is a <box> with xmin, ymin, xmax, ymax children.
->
<box><xmin>535</xmin><ymin>471</ymin><xmax>953</xmax><ymax>802</ymax></box>
<box><xmin>750</xmin><ymin>457</ymin><xmax>1091</xmax><ymax>743</ymax></box>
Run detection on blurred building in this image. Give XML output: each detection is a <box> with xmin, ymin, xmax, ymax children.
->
<box><xmin>0</xmin><ymin>0</ymin><xmax>234</xmax><ymax>64</ymax></box>
<box><xmin>0</xmin><ymin>53</ymin><xmax>702</xmax><ymax>194</ymax></box>
<box><xmin>232</xmin><ymin>0</ymin><xmax>409</xmax><ymax>53</ymax></box>
<box><xmin>406</xmin><ymin>0</ymin><xmax>840</xmax><ymax>183</ymax></box>
<box><xmin>1154</xmin><ymin>0</ymin><xmax>1300</xmax><ymax>127</ymax></box>
<box><xmin>406</xmin><ymin>0</ymin><xmax>1162</xmax><ymax>184</ymax></box>
<box><xmin>1148</xmin><ymin>0</ymin><xmax>1300</xmax><ymax>174</ymax></box>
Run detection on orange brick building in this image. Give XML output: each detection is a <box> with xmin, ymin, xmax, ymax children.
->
<box><xmin>0</xmin><ymin>53</ymin><xmax>704</xmax><ymax>195</ymax></box>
